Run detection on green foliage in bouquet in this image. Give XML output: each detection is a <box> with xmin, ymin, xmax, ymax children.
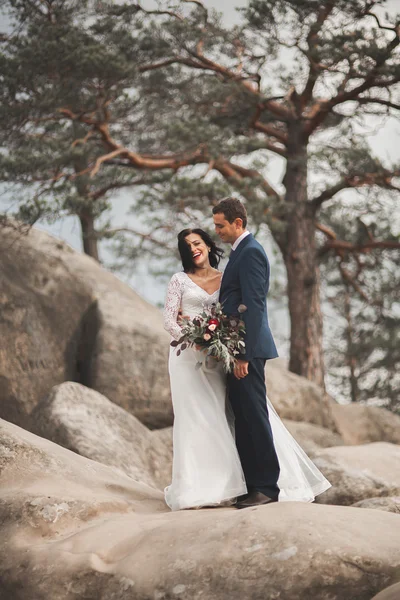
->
<box><xmin>170</xmin><ymin>303</ymin><xmax>246</xmax><ymax>373</ymax></box>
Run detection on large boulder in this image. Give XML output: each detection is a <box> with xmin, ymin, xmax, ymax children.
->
<box><xmin>2</xmin><ymin>418</ymin><xmax>400</xmax><ymax>600</ymax></box>
<box><xmin>370</xmin><ymin>583</ymin><xmax>400</xmax><ymax>600</ymax></box>
<box><xmin>0</xmin><ymin>228</ymin><xmax>92</xmax><ymax>429</ymax></box>
<box><xmin>30</xmin><ymin>381</ymin><xmax>172</xmax><ymax>490</ymax></box>
<box><xmin>0</xmin><ymin>224</ymin><xmax>172</xmax><ymax>430</ymax></box>
<box><xmin>331</xmin><ymin>403</ymin><xmax>400</xmax><ymax>446</ymax></box>
<box><xmin>282</xmin><ymin>419</ymin><xmax>344</xmax><ymax>455</ymax></box>
<box><xmin>313</xmin><ymin>443</ymin><xmax>400</xmax><ymax>506</ymax></box>
<box><xmin>266</xmin><ymin>359</ymin><xmax>336</xmax><ymax>430</ymax></box>
<box><xmin>352</xmin><ymin>497</ymin><xmax>400</xmax><ymax>514</ymax></box>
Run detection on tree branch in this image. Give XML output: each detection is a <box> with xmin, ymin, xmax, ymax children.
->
<box><xmin>320</xmin><ymin>238</ymin><xmax>400</xmax><ymax>256</ymax></box>
<box><xmin>89</xmin><ymin>178</ymin><xmax>150</xmax><ymax>201</ymax></box>
<box><xmin>184</xmin><ymin>0</ymin><xmax>208</xmax><ymax>25</ymax></box>
<box><xmin>247</xmin><ymin>104</ymin><xmax>288</xmax><ymax>155</ymax></box>
<box><xmin>301</xmin><ymin>3</ymin><xmax>335</xmax><ymax>106</ymax></box>
<box><xmin>253</xmin><ymin>119</ymin><xmax>288</xmax><ymax>144</ymax></box>
<box><xmin>312</xmin><ymin>169</ymin><xmax>400</xmax><ymax>208</ymax></box>
<box><xmin>338</xmin><ymin>262</ymin><xmax>370</xmax><ymax>303</ymax></box>
<box><xmin>251</xmin><ymin>139</ymin><xmax>287</xmax><ymax>157</ymax></box>
<box><xmin>58</xmin><ymin>107</ymin><xmax>210</xmax><ymax>173</ymax></box>
<box><xmin>317</xmin><ymin>221</ymin><xmax>399</xmax><ymax>303</ymax></box>
<box><xmin>304</xmin><ymin>28</ymin><xmax>400</xmax><ymax>137</ymax></box>
<box><xmin>214</xmin><ymin>159</ymin><xmax>282</xmax><ymax>200</ymax></box>
<box><xmin>357</xmin><ymin>97</ymin><xmax>400</xmax><ymax>111</ymax></box>
<box><xmin>99</xmin><ymin>227</ymin><xmax>172</xmax><ymax>249</ymax></box>
<box><xmin>137</xmin><ymin>44</ymin><xmax>290</xmax><ymax>123</ymax></box>
<box><xmin>90</xmin><ymin>148</ymin><xmax>126</xmax><ymax>177</ymax></box>
<box><xmin>174</xmin><ymin>49</ymin><xmax>292</xmax><ymax>122</ymax></box>
<box><xmin>316</xmin><ymin>222</ymin><xmax>336</xmax><ymax>240</ymax></box>
<box><xmin>138</xmin><ymin>58</ymin><xmax>182</xmax><ymax>72</ymax></box>
<box><xmin>365</xmin><ymin>12</ymin><xmax>400</xmax><ymax>33</ymax></box>
<box><xmin>132</xmin><ymin>4</ymin><xmax>184</xmax><ymax>21</ymax></box>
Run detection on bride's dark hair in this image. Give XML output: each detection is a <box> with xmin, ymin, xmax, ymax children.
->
<box><xmin>178</xmin><ymin>228</ymin><xmax>224</xmax><ymax>273</ymax></box>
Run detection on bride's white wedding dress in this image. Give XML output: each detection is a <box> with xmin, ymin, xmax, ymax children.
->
<box><xmin>164</xmin><ymin>271</ymin><xmax>331</xmax><ymax>511</ymax></box>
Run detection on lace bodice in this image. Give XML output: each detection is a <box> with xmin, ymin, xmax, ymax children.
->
<box><xmin>163</xmin><ymin>272</ymin><xmax>220</xmax><ymax>341</ymax></box>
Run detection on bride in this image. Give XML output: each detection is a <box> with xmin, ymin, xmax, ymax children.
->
<box><xmin>163</xmin><ymin>227</ymin><xmax>330</xmax><ymax>511</ymax></box>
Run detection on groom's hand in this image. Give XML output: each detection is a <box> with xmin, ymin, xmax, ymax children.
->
<box><xmin>234</xmin><ymin>359</ymin><xmax>249</xmax><ymax>380</ymax></box>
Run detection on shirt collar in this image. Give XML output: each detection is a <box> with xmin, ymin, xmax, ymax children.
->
<box><xmin>231</xmin><ymin>230</ymin><xmax>250</xmax><ymax>251</ymax></box>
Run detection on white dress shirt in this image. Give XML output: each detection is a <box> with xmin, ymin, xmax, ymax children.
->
<box><xmin>231</xmin><ymin>230</ymin><xmax>250</xmax><ymax>251</ymax></box>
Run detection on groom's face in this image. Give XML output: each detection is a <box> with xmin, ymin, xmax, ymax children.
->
<box><xmin>213</xmin><ymin>213</ymin><xmax>243</xmax><ymax>244</ymax></box>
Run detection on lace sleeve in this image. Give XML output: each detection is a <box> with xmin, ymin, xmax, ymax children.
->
<box><xmin>163</xmin><ymin>273</ymin><xmax>183</xmax><ymax>341</ymax></box>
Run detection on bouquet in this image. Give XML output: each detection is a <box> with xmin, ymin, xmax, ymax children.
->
<box><xmin>171</xmin><ymin>302</ymin><xmax>246</xmax><ymax>372</ymax></box>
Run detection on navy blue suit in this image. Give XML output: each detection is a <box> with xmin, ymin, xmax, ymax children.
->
<box><xmin>220</xmin><ymin>233</ymin><xmax>280</xmax><ymax>498</ymax></box>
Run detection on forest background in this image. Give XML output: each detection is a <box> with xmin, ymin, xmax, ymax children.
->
<box><xmin>0</xmin><ymin>0</ymin><xmax>399</xmax><ymax>410</ymax></box>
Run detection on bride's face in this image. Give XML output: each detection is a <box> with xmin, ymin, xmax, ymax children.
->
<box><xmin>185</xmin><ymin>233</ymin><xmax>210</xmax><ymax>270</ymax></box>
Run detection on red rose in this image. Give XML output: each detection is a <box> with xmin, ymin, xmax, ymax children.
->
<box><xmin>207</xmin><ymin>318</ymin><xmax>220</xmax><ymax>332</ymax></box>
<box><xmin>208</xmin><ymin>318</ymin><xmax>220</xmax><ymax>327</ymax></box>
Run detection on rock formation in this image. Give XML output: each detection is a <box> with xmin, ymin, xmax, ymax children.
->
<box><xmin>31</xmin><ymin>381</ymin><xmax>172</xmax><ymax>489</ymax></box>
<box><xmin>1</xmin><ymin>418</ymin><xmax>400</xmax><ymax>600</ymax></box>
<box><xmin>0</xmin><ymin>225</ymin><xmax>171</xmax><ymax>429</ymax></box>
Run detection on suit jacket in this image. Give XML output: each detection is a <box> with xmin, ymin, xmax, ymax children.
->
<box><xmin>220</xmin><ymin>233</ymin><xmax>278</xmax><ymax>362</ymax></box>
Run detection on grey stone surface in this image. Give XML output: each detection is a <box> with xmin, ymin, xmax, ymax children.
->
<box><xmin>370</xmin><ymin>582</ymin><xmax>400</xmax><ymax>600</ymax></box>
<box><xmin>282</xmin><ymin>418</ymin><xmax>344</xmax><ymax>455</ymax></box>
<box><xmin>314</xmin><ymin>442</ymin><xmax>400</xmax><ymax>506</ymax></box>
<box><xmin>0</xmin><ymin>227</ymin><xmax>92</xmax><ymax>428</ymax></box>
<box><xmin>1</xmin><ymin>418</ymin><xmax>400</xmax><ymax>600</ymax></box>
<box><xmin>331</xmin><ymin>403</ymin><xmax>400</xmax><ymax>446</ymax></box>
<box><xmin>266</xmin><ymin>359</ymin><xmax>336</xmax><ymax>430</ymax></box>
<box><xmin>352</xmin><ymin>496</ymin><xmax>400</xmax><ymax>514</ymax></box>
<box><xmin>31</xmin><ymin>381</ymin><xmax>172</xmax><ymax>490</ymax></box>
<box><xmin>0</xmin><ymin>225</ymin><xmax>172</xmax><ymax>430</ymax></box>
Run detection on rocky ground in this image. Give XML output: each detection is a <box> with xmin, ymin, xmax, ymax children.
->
<box><xmin>1</xmin><ymin>224</ymin><xmax>400</xmax><ymax>600</ymax></box>
<box><xmin>1</xmin><ymin>418</ymin><xmax>400</xmax><ymax>600</ymax></box>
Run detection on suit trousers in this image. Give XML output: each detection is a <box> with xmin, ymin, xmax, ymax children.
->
<box><xmin>227</xmin><ymin>358</ymin><xmax>280</xmax><ymax>499</ymax></box>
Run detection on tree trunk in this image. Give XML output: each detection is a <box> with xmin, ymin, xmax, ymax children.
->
<box><xmin>72</xmin><ymin>122</ymin><xmax>100</xmax><ymax>262</ymax></box>
<box><xmin>343</xmin><ymin>286</ymin><xmax>359</xmax><ymax>402</ymax></box>
<box><xmin>79</xmin><ymin>210</ymin><xmax>100</xmax><ymax>262</ymax></box>
<box><xmin>282</xmin><ymin>123</ymin><xmax>325</xmax><ymax>388</ymax></box>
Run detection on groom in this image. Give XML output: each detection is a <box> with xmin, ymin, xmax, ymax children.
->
<box><xmin>213</xmin><ymin>197</ymin><xmax>280</xmax><ymax>508</ymax></box>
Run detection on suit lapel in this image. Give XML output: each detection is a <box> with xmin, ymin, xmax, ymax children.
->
<box><xmin>222</xmin><ymin>234</ymin><xmax>253</xmax><ymax>282</ymax></box>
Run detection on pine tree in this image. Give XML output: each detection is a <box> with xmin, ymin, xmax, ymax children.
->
<box><xmin>0</xmin><ymin>0</ymin><xmax>161</xmax><ymax>259</ymax></box>
<box><xmin>321</xmin><ymin>193</ymin><xmax>399</xmax><ymax>412</ymax></box>
<box><xmin>1</xmin><ymin>0</ymin><xmax>399</xmax><ymax>387</ymax></box>
<box><xmin>102</xmin><ymin>0</ymin><xmax>400</xmax><ymax>386</ymax></box>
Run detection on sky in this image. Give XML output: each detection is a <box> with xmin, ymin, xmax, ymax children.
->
<box><xmin>1</xmin><ymin>0</ymin><xmax>399</xmax><ymax>361</ymax></box>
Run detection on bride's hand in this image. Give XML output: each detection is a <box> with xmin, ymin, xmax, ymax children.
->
<box><xmin>234</xmin><ymin>359</ymin><xmax>249</xmax><ymax>379</ymax></box>
<box><xmin>195</xmin><ymin>344</ymin><xmax>208</xmax><ymax>353</ymax></box>
<box><xmin>177</xmin><ymin>311</ymin><xmax>188</xmax><ymax>324</ymax></box>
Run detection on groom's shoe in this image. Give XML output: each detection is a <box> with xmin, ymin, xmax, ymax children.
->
<box><xmin>236</xmin><ymin>493</ymin><xmax>249</xmax><ymax>503</ymax></box>
<box><xmin>236</xmin><ymin>491</ymin><xmax>278</xmax><ymax>509</ymax></box>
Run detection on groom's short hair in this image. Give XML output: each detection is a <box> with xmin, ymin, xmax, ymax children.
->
<box><xmin>213</xmin><ymin>197</ymin><xmax>247</xmax><ymax>228</ymax></box>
